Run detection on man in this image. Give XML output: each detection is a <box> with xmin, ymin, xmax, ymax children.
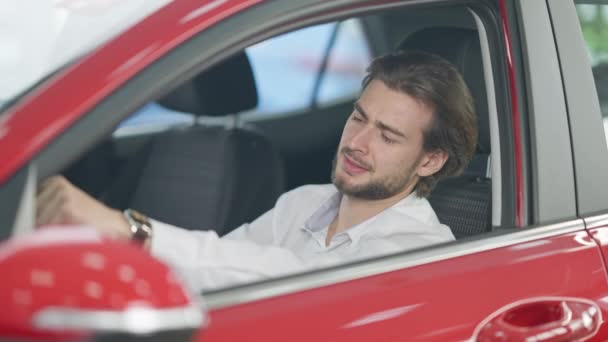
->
<box><xmin>36</xmin><ymin>51</ymin><xmax>478</xmax><ymax>292</ymax></box>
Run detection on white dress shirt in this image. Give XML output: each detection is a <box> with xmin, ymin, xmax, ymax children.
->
<box><xmin>150</xmin><ymin>184</ymin><xmax>454</xmax><ymax>292</ymax></box>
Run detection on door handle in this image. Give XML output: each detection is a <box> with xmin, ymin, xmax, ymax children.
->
<box><xmin>473</xmin><ymin>297</ymin><xmax>601</xmax><ymax>342</ymax></box>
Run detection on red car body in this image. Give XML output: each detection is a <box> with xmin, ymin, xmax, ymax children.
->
<box><xmin>2</xmin><ymin>0</ymin><xmax>608</xmax><ymax>340</ymax></box>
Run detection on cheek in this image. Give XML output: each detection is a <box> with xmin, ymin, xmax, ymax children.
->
<box><xmin>374</xmin><ymin>148</ymin><xmax>394</xmax><ymax>169</ymax></box>
<box><xmin>375</xmin><ymin>146</ymin><xmax>417</xmax><ymax>172</ymax></box>
<box><xmin>339</xmin><ymin>122</ymin><xmax>356</xmax><ymax>146</ymax></box>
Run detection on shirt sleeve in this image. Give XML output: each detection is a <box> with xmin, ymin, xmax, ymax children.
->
<box><xmin>149</xmin><ymin>219</ymin><xmax>343</xmax><ymax>293</ymax></box>
<box><xmin>220</xmin><ymin>206</ymin><xmax>276</xmax><ymax>244</ymax></box>
<box><xmin>149</xmin><ymin>190</ymin><xmax>306</xmax><ymax>292</ymax></box>
<box><xmin>221</xmin><ymin>187</ymin><xmax>305</xmax><ymax>244</ymax></box>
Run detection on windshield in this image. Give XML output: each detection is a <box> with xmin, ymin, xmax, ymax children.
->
<box><xmin>0</xmin><ymin>0</ymin><xmax>173</xmax><ymax>108</ymax></box>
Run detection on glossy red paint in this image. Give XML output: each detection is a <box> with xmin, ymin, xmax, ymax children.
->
<box><xmin>588</xmin><ymin>226</ymin><xmax>608</xmax><ymax>279</ymax></box>
<box><xmin>202</xmin><ymin>230</ymin><xmax>608</xmax><ymax>341</ymax></box>
<box><xmin>499</xmin><ymin>0</ymin><xmax>525</xmax><ymax>227</ymax></box>
<box><xmin>0</xmin><ymin>226</ymin><xmax>193</xmax><ymax>340</ymax></box>
<box><xmin>0</xmin><ymin>0</ymin><xmax>261</xmax><ymax>185</ymax></box>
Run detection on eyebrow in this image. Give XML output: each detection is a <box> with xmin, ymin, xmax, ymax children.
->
<box><xmin>354</xmin><ymin>102</ymin><xmax>407</xmax><ymax>139</ymax></box>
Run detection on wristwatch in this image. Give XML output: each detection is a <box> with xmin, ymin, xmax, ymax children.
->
<box><xmin>123</xmin><ymin>209</ymin><xmax>153</xmax><ymax>245</ymax></box>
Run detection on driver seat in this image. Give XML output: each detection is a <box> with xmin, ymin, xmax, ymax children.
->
<box><xmin>103</xmin><ymin>52</ymin><xmax>285</xmax><ymax>235</ymax></box>
<box><xmin>399</xmin><ymin>27</ymin><xmax>492</xmax><ymax>238</ymax></box>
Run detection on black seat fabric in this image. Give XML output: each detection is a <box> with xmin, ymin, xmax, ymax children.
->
<box><xmin>399</xmin><ymin>27</ymin><xmax>492</xmax><ymax>238</ymax></box>
<box><xmin>427</xmin><ymin>176</ymin><xmax>491</xmax><ymax>239</ymax></box>
<box><xmin>104</xmin><ymin>53</ymin><xmax>285</xmax><ymax>235</ymax></box>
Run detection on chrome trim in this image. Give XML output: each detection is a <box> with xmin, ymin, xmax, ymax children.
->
<box><xmin>33</xmin><ymin>303</ymin><xmax>206</xmax><ymax>335</ymax></box>
<box><xmin>584</xmin><ymin>213</ymin><xmax>608</xmax><ymax>230</ymax></box>
<box><xmin>205</xmin><ymin>219</ymin><xmax>584</xmax><ymax>309</ymax></box>
<box><xmin>469</xmin><ymin>8</ymin><xmax>503</xmax><ymax>227</ymax></box>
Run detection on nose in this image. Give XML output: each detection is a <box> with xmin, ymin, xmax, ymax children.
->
<box><xmin>347</xmin><ymin>125</ymin><xmax>373</xmax><ymax>154</ymax></box>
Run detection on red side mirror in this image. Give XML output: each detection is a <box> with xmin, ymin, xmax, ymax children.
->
<box><xmin>0</xmin><ymin>226</ymin><xmax>206</xmax><ymax>341</ymax></box>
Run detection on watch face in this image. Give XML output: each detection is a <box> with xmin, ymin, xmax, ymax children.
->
<box><xmin>126</xmin><ymin>209</ymin><xmax>152</xmax><ymax>244</ymax></box>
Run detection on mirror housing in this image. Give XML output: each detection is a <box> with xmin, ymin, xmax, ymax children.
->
<box><xmin>0</xmin><ymin>226</ymin><xmax>206</xmax><ymax>341</ymax></box>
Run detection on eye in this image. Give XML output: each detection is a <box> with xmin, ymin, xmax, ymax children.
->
<box><xmin>381</xmin><ymin>134</ymin><xmax>396</xmax><ymax>144</ymax></box>
<box><xmin>351</xmin><ymin>113</ymin><xmax>364</xmax><ymax>122</ymax></box>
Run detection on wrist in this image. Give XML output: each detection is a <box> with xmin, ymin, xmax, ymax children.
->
<box><xmin>122</xmin><ymin>209</ymin><xmax>153</xmax><ymax>250</ymax></box>
<box><xmin>112</xmin><ymin>209</ymin><xmax>133</xmax><ymax>240</ymax></box>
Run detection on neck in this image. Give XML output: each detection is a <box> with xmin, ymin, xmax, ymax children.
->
<box><xmin>333</xmin><ymin>185</ymin><xmax>416</xmax><ymax>235</ymax></box>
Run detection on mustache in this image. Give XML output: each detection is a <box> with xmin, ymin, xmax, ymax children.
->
<box><xmin>341</xmin><ymin>147</ymin><xmax>372</xmax><ymax>170</ymax></box>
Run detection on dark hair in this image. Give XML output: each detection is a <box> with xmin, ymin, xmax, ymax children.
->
<box><xmin>362</xmin><ymin>50</ymin><xmax>478</xmax><ymax>197</ymax></box>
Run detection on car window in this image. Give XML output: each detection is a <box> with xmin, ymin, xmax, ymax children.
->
<box><xmin>245</xmin><ymin>18</ymin><xmax>371</xmax><ymax>115</ymax></box>
<box><xmin>246</xmin><ymin>22</ymin><xmax>334</xmax><ymax>114</ymax></box>
<box><xmin>117</xmin><ymin>19</ymin><xmax>371</xmax><ymax>131</ymax></box>
<box><xmin>316</xmin><ymin>19</ymin><xmax>372</xmax><ymax>106</ymax></box>
<box><xmin>576</xmin><ymin>3</ymin><xmax>608</xmax><ymax>147</ymax></box>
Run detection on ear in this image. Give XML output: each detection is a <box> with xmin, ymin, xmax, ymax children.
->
<box><xmin>416</xmin><ymin>149</ymin><xmax>448</xmax><ymax>177</ymax></box>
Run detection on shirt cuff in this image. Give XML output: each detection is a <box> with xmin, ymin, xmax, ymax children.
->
<box><xmin>149</xmin><ymin>218</ymin><xmax>201</xmax><ymax>266</ymax></box>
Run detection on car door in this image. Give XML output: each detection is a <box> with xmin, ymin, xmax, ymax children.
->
<box><xmin>2</xmin><ymin>0</ymin><xmax>608</xmax><ymax>341</ymax></box>
<box><xmin>196</xmin><ymin>0</ymin><xmax>608</xmax><ymax>340</ymax></box>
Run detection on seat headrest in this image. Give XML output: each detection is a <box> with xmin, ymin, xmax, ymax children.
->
<box><xmin>398</xmin><ymin>27</ymin><xmax>490</xmax><ymax>154</ymax></box>
<box><xmin>158</xmin><ymin>52</ymin><xmax>258</xmax><ymax>117</ymax></box>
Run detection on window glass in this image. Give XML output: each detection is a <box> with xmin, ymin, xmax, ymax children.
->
<box><xmin>246</xmin><ymin>23</ymin><xmax>334</xmax><ymax>115</ymax></box>
<box><xmin>247</xmin><ymin>18</ymin><xmax>370</xmax><ymax>115</ymax></box>
<box><xmin>317</xmin><ymin>19</ymin><xmax>372</xmax><ymax>106</ymax></box>
<box><xmin>118</xmin><ymin>22</ymin><xmax>336</xmax><ymax>130</ymax></box>
<box><xmin>117</xmin><ymin>102</ymin><xmax>194</xmax><ymax>130</ymax></box>
<box><xmin>576</xmin><ymin>3</ymin><xmax>608</xmax><ymax>147</ymax></box>
<box><xmin>117</xmin><ymin>19</ymin><xmax>370</xmax><ymax>131</ymax></box>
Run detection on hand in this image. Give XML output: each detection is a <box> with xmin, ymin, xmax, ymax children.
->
<box><xmin>36</xmin><ymin>175</ymin><xmax>132</xmax><ymax>241</ymax></box>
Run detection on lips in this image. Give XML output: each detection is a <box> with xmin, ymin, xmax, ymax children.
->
<box><xmin>342</xmin><ymin>153</ymin><xmax>370</xmax><ymax>175</ymax></box>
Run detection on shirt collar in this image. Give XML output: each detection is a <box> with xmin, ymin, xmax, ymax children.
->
<box><xmin>345</xmin><ymin>191</ymin><xmax>420</xmax><ymax>245</ymax></box>
<box><xmin>302</xmin><ymin>186</ymin><xmax>422</xmax><ymax>245</ymax></box>
<box><xmin>304</xmin><ymin>189</ymin><xmax>341</xmax><ymax>232</ymax></box>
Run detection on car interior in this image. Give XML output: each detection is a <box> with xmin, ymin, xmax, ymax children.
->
<box><xmin>62</xmin><ymin>4</ymin><xmax>497</xmax><ymax>241</ymax></box>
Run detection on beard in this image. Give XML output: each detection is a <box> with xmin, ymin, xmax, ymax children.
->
<box><xmin>331</xmin><ymin>147</ymin><xmax>420</xmax><ymax>200</ymax></box>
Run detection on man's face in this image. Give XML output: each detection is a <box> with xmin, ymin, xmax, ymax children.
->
<box><xmin>332</xmin><ymin>79</ymin><xmax>440</xmax><ymax>200</ymax></box>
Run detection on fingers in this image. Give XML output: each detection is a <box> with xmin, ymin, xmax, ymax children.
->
<box><xmin>36</xmin><ymin>177</ymin><xmax>61</xmax><ymax>210</ymax></box>
<box><xmin>35</xmin><ymin>175</ymin><xmax>73</xmax><ymax>226</ymax></box>
<box><xmin>36</xmin><ymin>191</ymin><xmax>65</xmax><ymax>226</ymax></box>
<box><xmin>37</xmin><ymin>175</ymin><xmax>64</xmax><ymax>195</ymax></box>
<box><xmin>34</xmin><ymin>175</ymin><xmax>132</xmax><ymax>241</ymax></box>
